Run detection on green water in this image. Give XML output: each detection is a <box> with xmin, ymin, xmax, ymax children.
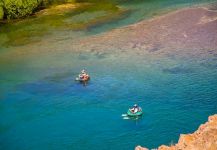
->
<box><xmin>0</xmin><ymin>0</ymin><xmax>217</xmax><ymax>150</ymax></box>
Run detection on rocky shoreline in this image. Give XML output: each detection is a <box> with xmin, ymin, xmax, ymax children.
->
<box><xmin>135</xmin><ymin>114</ymin><xmax>217</xmax><ymax>150</ymax></box>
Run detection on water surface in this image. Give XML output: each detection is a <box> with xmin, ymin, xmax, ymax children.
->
<box><xmin>0</xmin><ymin>0</ymin><xmax>217</xmax><ymax>150</ymax></box>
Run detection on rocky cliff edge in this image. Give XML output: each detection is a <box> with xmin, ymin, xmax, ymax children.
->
<box><xmin>136</xmin><ymin>114</ymin><xmax>217</xmax><ymax>150</ymax></box>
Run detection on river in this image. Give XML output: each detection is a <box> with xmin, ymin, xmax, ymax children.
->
<box><xmin>0</xmin><ymin>0</ymin><xmax>217</xmax><ymax>149</ymax></box>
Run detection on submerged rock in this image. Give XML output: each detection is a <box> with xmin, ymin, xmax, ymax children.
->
<box><xmin>136</xmin><ymin>114</ymin><xmax>217</xmax><ymax>150</ymax></box>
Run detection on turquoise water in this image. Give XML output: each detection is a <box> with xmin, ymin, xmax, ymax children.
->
<box><xmin>1</xmin><ymin>0</ymin><xmax>217</xmax><ymax>150</ymax></box>
<box><xmin>1</xmin><ymin>50</ymin><xmax>217</xmax><ymax>149</ymax></box>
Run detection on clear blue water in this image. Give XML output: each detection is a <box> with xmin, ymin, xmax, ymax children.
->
<box><xmin>1</xmin><ymin>51</ymin><xmax>217</xmax><ymax>149</ymax></box>
<box><xmin>1</xmin><ymin>0</ymin><xmax>217</xmax><ymax>150</ymax></box>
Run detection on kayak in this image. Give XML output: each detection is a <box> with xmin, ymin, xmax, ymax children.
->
<box><xmin>127</xmin><ymin>109</ymin><xmax>143</xmax><ymax>117</ymax></box>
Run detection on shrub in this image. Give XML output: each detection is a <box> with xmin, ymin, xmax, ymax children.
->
<box><xmin>3</xmin><ymin>0</ymin><xmax>42</xmax><ymax>19</ymax></box>
<box><xmin>0</xmin><ymin>1</ymin><xmax>3</xmax><ymax>19</ymax></box>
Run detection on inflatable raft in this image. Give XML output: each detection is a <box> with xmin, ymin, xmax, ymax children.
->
<box><xmin>127</xmin><ymin>109</ymin><xmax>143</xmax><ymax>117</ymax></box>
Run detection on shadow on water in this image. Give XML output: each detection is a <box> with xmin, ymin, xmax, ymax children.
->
<box><xmin>78</xmin><ymin>51</ymin><xmax>110</xmax><ymax>60</ymax></box>
<box><xmin>43</xmin><ymin>71</ymin><xmax>77</xmax><ymax>83</ymax></box>
<box><xmin>200</xmin><ymin>54</ymin><xmax>217</xmax><ymax>70</ymax></box>
<box><xmin>162</xmin><ymin>66</ymin><xmax>194</xmax><ymax>74</ymax></box>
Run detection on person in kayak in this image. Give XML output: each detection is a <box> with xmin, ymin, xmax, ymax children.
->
<box><xmin>78</xmin><ymin>69</ymin><xmax>89</xmax><ymax>81</ymax></box>
<box><xmin>81</xmin><ymin>69</ymin><xmax>86</xmax><ymax>74</ymax></box>
<box><xmin>130</xmin><ymin>104</ymin><xmax>141</xmax><ymax>113</ymax></box>
<box><xmin>79</xmin><ymin>69</ymin><xmax>87</xmax><ymax>79</ymax></box>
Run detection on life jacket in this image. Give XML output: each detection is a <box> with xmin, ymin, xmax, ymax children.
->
<box><xmin>83</xmin><ymin>74</ymin><xmax>89</xmax><ymax>80</ymax></box>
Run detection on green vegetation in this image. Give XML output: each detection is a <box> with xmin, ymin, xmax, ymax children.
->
<box><xmin>0</xmin><ymin>1</ymin><xmax>3</xmax><ymax>19</ymax></box>
<box><xmin>40</xmin><ymin>0</ymin><xmax>76</xmax><ymax>7</ymax></box>
<box><xmin>1</xmin><ymin>0</ymin><xmax>74</xmax><ymax>19</ymax></box>
<box><xmin>0</xmin><ymin>0</ymin><xmax>125</xmax><ymax>20</ymax></box>
<box><xmin>2</xmin><ymin>0</ymin><xmax>42</xmax><ymax>19</ymax></box>
<box><xmin>0</xmin><ymin>6</ymin><xmax>3</xmax><ymax>19</ymax></box>
<box><xmin>0</xmin><ymin>0</ymin><xmax>129</xmax><ymax>46</ymax></box>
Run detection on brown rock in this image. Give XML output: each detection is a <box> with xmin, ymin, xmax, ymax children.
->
<box><xmin>135</xmin><ymin>145</ymin><xmax>149</xmax><ymax>150</ymax></box>
<box><xmin>158</xmin><ymin>145</ymin><xmax>173</xmax><ymax>150</ymax></box>
<box><xmin>136</xmin><ymin>114</ymin><xmax>217</xmax><ymax>150</ymax></box>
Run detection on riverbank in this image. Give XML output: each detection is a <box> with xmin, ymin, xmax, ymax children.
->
<box><xmin>136</xmin><ymin>114</ymin><xmax>217</xmax><ymax>150</ymax></box>
<box><xmin>0</xmin><ymin>1</ymin><xmax>128</xmax><ymax>47</ymax></box>
<box><xmin>0</xmin><ymin>0</ymin><xmax>78</xmax><ymax>19</ymax></box>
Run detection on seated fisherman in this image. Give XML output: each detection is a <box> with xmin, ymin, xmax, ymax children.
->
<box><xmin>130</xmin><ymin>104</ymin><xmax>140</xmax><ymax>113</ymax></box>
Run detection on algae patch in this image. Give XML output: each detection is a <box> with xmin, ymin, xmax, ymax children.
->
<box><xmin>0</xmin><ymin>2</ymin><xmax>129</xmax><ymax>47</ymax></box>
